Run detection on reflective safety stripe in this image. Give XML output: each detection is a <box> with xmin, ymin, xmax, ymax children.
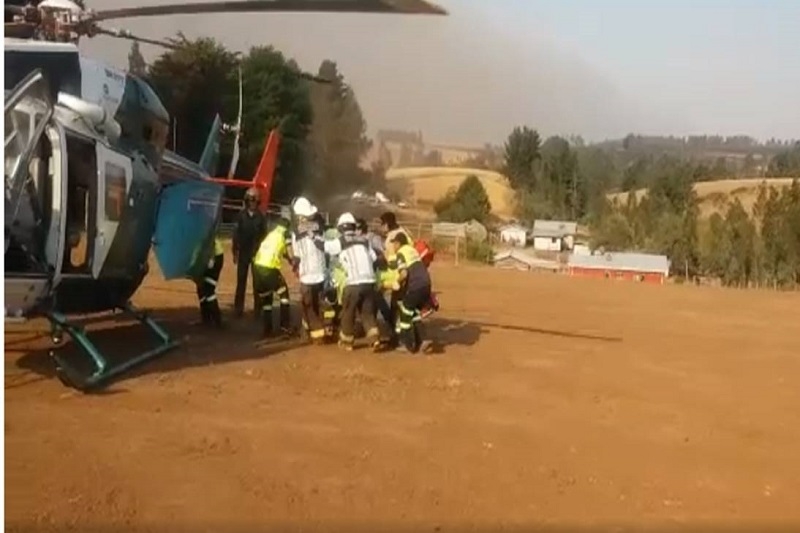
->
<box><xmin>262</xmin><ymin>305</ymin><xmax>273</xmax><ymax>311</ymax></box>
<box><xmin>398</xmin><ymin>302</ymin><xmax>415</xmax><ymax>316</ymax></box>
<box><xmin>214</xmin><ymin>238</ymin><xmax>224</xmax><ymax>256</ymax></box>
<box><xmin>204</xmin><ymin>277</ymin><xmax>217</xmax><ymax>286</ymax></box>
<box><xmin>339</xmin><ymin>331</ymin><xmax>355</xmax><ymax>343</ymax></box>
<box><xmin>395</xmin><ymin>322</ymin><xmax>412</xmax><ymax>332</ymax></box>
<box><xmin>310</xmin><ymin>329</ymin><xmax>326</xmax><ymax>339</ymax></box>
<box><xmin>276</xmin><ymin>287</ymin><xmax>287</xmax><ymax>294</ymax></box>
<box><xmin>279</xmin><ymin>299</ymin><xmax>290</xmax><ymax>304</ymax></box>
<box><xmin>365</xmin><ymin>326</ymin><xmax>380</xmax><ymax>339</ymax></box>
<box><xmin>206</xmin><ymin>294</ymin><xmax>217</xmax><ymax>302</ymax></box>
<box><xmin>323</xmin><ymin>310</ymin><xmax>336</xmax><ymax>319</ymax></box>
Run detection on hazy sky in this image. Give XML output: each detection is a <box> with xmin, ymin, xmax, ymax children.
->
<box><xmin>82</xmin><ymin>0</ymin><xmax>800</xmax><ymax>145</ymax></box>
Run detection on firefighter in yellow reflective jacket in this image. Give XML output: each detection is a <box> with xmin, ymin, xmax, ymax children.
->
<box><xmin>388</xmin><ymin>232</ymin><xmax>432</xmax><ymax>353</ymax></box>
<box><xmin>253</xmin><ymin>217</ymin><xmax>295</xmax><ymax>338</ymax></box>
<box><xmin>195</xmin><ymin>236</ymin><xmax>225</xmax><ymax>328</ymax></box>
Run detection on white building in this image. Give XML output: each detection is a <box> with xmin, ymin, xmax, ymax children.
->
<box><xmin>532</xmin><ymin>220</ymin><xmax>578</xmax><ymax>252</ymax></box>
<box><xmin>499</xmin><ymin>224</ymin><xmax>528</xmax><ymax>247</ymax></box>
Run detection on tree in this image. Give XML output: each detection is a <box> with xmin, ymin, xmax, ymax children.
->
<box><xmin>308</xmin><ymin>59</ymin><xmax>371</xmax><ymax>197</ymax></box>
<box><xmin>127</xmin><ymin>42</ymin><xmax>147</xmax><ymax>77</ymax></box>
<box><xmin>147</xmin><ymin>34</ymin><xmax>239</xmax><ymax>162</ymax></box>
<box><xmin>434</xmin><ymin>175</ymin><xmax>492</xmax><ymax>223</ymax></box>
<box><xmin>539</xmin><ymin>136</ymin><xmax>581</xmax><ymax>219</ymax></box>
<box><xmin>239</xmin><ymin>46</ymin><xmax>314</xmax><ymax>201</ymax></box>
<box><xmin>503</xmin><ymin>126</ymin><xmax>541</xmax><ymax>191</ymax></box>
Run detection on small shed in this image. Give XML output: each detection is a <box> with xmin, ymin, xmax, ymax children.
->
<box><xmin>532</xmin><ymin>220</ymin><xmax>578</xmax><ymax>252</ymax></box>
<box><xmin>499</xmin><ymin>224</ymin><xmax>528</xmax><ymax>247</ymax></box>
<box><xmin>567</xmin><ymin>252</ymin><xmax>670</xmax><ymax>284</ymax></box>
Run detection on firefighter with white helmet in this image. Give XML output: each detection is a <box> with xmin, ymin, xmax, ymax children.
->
<box><xmin>232</xmin><ymin>187</ymin><xmax>267</xmax><ymax>318</ymax></box>
<box><xmin>290</xmin><ymin>196</ymin><xmax>328</xmax><ymax>344</ymax></box>
<box><xmin>323</xmin><ymin>212</ymin><xmax>381</xmax><ymax>351</ymax></box>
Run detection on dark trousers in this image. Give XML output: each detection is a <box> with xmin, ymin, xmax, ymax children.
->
<box><xmin>234</xmin><ymin>254</ymin><xmax>260</xmax><ymax>317</ymax></box>
<box><xmin>300</xmin><ymin>282</ymin><xmax>325</xmax><ymax>341</ymax></box>
<box><xmin>396</xmin><ymin>284</ymin><xmax>431</xmax><ymax>353</ymax></box>
<box><xmin>339</xmin><ymin>283</ymin><xmax>379</xmax><ymax>346</ymax></box>
<box><xmin>254</xmin><ymin>266</ymin><xmax>290</xmax><ymax>336</ymax></box>
<box><xmin>196</xmin><ymin>253</ymin><xmax>224</xmax><ymax>327</ymax></box>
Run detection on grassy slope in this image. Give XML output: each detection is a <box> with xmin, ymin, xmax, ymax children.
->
<box><xmin>385</xmin><ymin>167</ymin><xmax>516</xmax><ymax>219</ymax></box>
<box><xmin>607</xmin><ymin>178</ymin><xmax>797</xmax><ymax>218</ymax></box>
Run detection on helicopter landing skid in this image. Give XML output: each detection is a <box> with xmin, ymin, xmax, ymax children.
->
<box><xmin>47</xmin><ymin>303</ymin><xmax>180</xmax><ymax>393</ymax></box>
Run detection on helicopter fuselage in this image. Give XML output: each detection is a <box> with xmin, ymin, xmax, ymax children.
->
<box><xmin>4</xmin><ymin>40</ymin><xmax>223</xmax><ymax>320</ymax></box>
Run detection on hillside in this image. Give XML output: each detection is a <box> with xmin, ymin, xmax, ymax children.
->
<box><xmin>607</xmin><ymin>178</ymin><xmax>797</xmax><ymax>218</ymax></box>
<box><xmin>385</xmin><ymin>167</ymin><xmax>516</xmax><ymax>219</ymax></box>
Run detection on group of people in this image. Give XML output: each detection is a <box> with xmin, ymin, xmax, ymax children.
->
<box><xmin>192</xmin><ymin>187</ymin><xmax>438</xmax><ymax>354</ymax></box>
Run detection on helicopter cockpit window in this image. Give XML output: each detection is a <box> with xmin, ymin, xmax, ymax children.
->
<box><xmin>142</xmin><ymin>114</ymin><xmax>169</xmax><ymax>160</ymax></box>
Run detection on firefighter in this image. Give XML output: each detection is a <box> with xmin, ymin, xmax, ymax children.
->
<box><xmin>195</xmin><ymin>236</ymin><xmax>225</xmax><ymax>328</ymax></box>
<box><xmin>324</xmin><ymin>212</ymin><xmax>381</xmax><ymax>351</ymax></box>
<box><xmin>232</xmin><ymin>187</ymin><xmax>267</xmax><ymax>319</ymax></box>
<box><xmin>291</xmin><ymin>197</ymin><xmax>327</xmax><ymax>344</ymax></box>
<box><xmin>252</xmin><ymin>217</ymin><xmax>295</xmax><ymax>338</ymax></box>
<box><xmin>377</xmin><ymin>211</ymin><xmax>413</xmax><ymax>345</ymax></box>
<box><xmin>388</xmin><ymin>231</ymin><xmax>432</xmax><ymax>353</ymax></box>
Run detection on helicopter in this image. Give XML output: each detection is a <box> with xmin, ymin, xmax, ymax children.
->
<box><xmin>3</xmin><ymin>0</ymin><xmax>448</xmax><ymax>392</ymax></box>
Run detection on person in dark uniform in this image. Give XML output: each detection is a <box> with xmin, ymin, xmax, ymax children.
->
<box><xmin>232</xmin><ymin>187</ymin><xmax>267</xmax><ymax>319</ymax></box>
<box><xmin>195</xmin><ymin>236</ymin><xmax>225</xmax><ymax>328</ymax></box>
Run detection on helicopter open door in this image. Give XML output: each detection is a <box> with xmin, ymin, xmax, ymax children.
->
<box><xmin>4</xmin><ymin>69</ymin><xmax>57</xmax><ymax>319</ymax></box>
<box><xmin>152</xmin><ymin>180</ymin><xmax>225</xmax><ymax>280</ymax></box>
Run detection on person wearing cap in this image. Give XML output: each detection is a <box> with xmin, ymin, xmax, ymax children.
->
<box><xmin>252</xmin><ymin>216</ymin><xmax>295</xmax><ymax>338</ymax></box>
<box><xmin>324</xmin><ymin>212</ymin><xmax>381</xmax><ymax>351</ymax></box>
<box><xmin>232</xmin><ymin>187</ymin><xmax>267</xmax><ymax>319</ymax></box>
<box><xmin>290</xmin><ymin>197</ymin><xmax>328</xmax><ymax>344</ymax></box>
<box><xmin>387</xmin><ymin>231</ymin><xmax>432</xmax><ymax>353</ymax></box>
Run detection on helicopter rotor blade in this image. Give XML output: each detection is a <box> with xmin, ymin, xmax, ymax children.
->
<box><xmin>93</xmin><ymin>26</ymin><xmax>180</xmax><ymax>49</ymax></box>
<box><xmin>297</xmin><ymin>71</ymin><xmax>333</xmax><ymax>84</ymax></box>
<box><xmin>89</xmin><ymin>0</ymin><xmax>447</xmax><ymax>23</ymax></box>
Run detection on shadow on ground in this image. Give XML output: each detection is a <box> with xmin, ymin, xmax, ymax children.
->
<box><xmin>6</xmin><ymin>303</ymin><xmax>309</xmax><ymax>393</ymax></box>
<box><xmin>6</xmin><ymin>306</ymin><xmax>621</xmax><ymax>393</ymax></box>
<box><xmin>420</xmin><ymin>315</ymin><xmax>621</xmax><ymax>354</ymax></box>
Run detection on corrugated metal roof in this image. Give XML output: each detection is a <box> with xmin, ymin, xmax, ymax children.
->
<box><xmin>499</xmin><ymin>223</ymin><xmax>528</xmax><ymax>233</ymax></box>
<box><xmin>532</xmin><ymin>220</ymin><xmax>578</xmax><ymax>238</ymax></box>
<box><xmin>493</xmin><ymin>250</ymin><xmax>560</xmax><ymax>270</ymax></box>
<box><xmin>567</xmin><ymin>252</ymin><xmax>670</xmax><ymax>274</ymax></box>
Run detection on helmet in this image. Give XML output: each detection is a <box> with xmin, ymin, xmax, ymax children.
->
<box><xmin>244</xmin><ymin>187</ymin><xmax>259</xmax><ymax>201</ymax></box>
<box><xmin>292</xmin><ymin>196</ymin><xmax>318</xmax><ymax>218</ymax></box>
<box><xmin>337</xmin><ymin>212</ymin><xmax>357</xmax><ymax>227</ymax></box>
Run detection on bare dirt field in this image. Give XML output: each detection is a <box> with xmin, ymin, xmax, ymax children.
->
<box><xmin>6</xmin><ymin>261</ymin><xmax>800</xmax><ymax>532</ymax></box>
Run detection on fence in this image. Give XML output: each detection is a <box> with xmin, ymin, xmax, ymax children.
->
<box><xmin>391</xmin><ymin>220</ymin><xmax>495</xmax><ymax>266</ymax></box>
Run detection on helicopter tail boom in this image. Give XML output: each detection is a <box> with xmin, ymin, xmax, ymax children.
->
<box><xmin>204</xmin><ymin>127</ymin><xmax>280</xmax><ymax>213</ymax></box>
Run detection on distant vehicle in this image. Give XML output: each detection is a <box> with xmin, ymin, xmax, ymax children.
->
<box><xmin>398</xmin><ymin>201</ymin><xmax>409</xmax><ymax>208</ymax></box>
<box><xmin>374</xmin><ymin>191</ymin><xmax>390</xmax><ymax>204</ymax></box>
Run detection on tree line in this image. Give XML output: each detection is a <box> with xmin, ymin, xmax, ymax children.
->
<box><xmin>128</xmin><ymin>37</ymin><xmax>378</xmax><ymax>206</ymax></box>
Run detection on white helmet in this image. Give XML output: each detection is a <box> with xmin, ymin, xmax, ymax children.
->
<box><xmin>337</xmin><ymin>212</ymin><xmax>357</xmax><ymax>227</ymax></box>
<box><xmin>292</xmin><ymin>196</ymin><xmax>318</xmax><ymax>218</ymax></box>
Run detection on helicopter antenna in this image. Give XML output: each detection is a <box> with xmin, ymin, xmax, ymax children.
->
<box><xmin>227</xmin><ymin>64</ymin><xmax>243</xmax><ymax>179</ymax></box>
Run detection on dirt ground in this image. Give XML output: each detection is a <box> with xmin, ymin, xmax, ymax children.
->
<box><xmin>5</xmin><ymin>262</ymin><xmax>800</xmax><ymax>532</ymax></box>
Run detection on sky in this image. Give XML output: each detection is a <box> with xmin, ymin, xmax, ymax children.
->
<box><xmin>81</xmin><ymin>0</ymin><xmax>800</xmax><ymax>146</ymax></box>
